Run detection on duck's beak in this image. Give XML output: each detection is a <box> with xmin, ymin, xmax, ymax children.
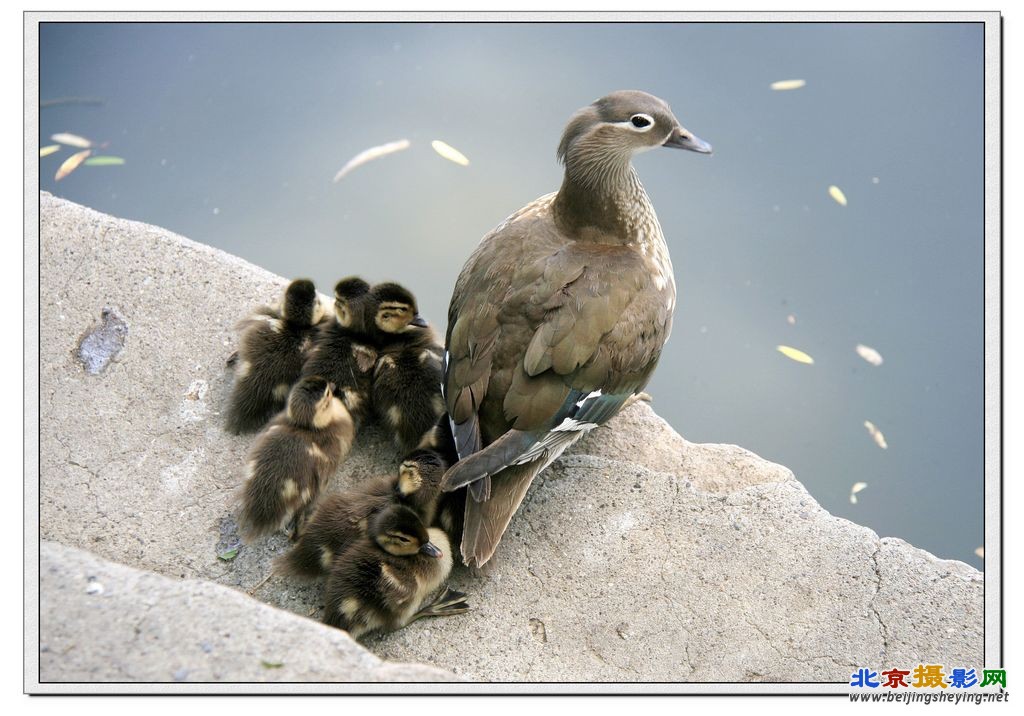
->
<box><xmin>419</xmin><ymin>542</ymin><xmax>443</xmax><ymax>559</ymax></box>
<box><xmin>663</xmin><ymin>127</ymin><xmax>713</xmax><ymax>155</ymax></box>
<box><xmin>410</xmin><ymin>314</ymin><xmax>429</xmax><ymax>328</ymax></box>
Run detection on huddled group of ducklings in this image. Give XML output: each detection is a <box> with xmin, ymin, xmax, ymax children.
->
<box><xmin>224</xmin><ymin>276</ymin><xmax>469</xmax><ymax>640</ymax></box>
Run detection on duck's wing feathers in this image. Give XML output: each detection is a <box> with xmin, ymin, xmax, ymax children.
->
<box><xmin>442</xmin><ymin>236</ymin><xmax>672</xmax><ymax>491</ymax></box>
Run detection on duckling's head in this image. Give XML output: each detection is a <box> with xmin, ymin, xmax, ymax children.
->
<box><xmin>333</xmin><ymin>276</ymin><xmax>372</xmax><ymax>329</ymax></box>
<box><xmin>286</xmin><ymin>375</ymin><xmax>336</xmax><ymax>427</ymax></box>
<box><xmin>397</xmin><ymin>449</ymin><xmax>447</xmax><ymax>497</ymax></box>
<box><xmin>371</xmin><ymin>282</ymin><xmax>429</xmax><ymax>335</ymax></box>
<box><xmin>368</xmin><ymin>504</ymin><xmax>442</xmax><ymax>558</ymax></box>
<box><xmin>281</xmin><ymin>279</ymin><xmax>324</xmax><ymax>326</ymax></box>
<box><xmin>557</xmin><ymin>90</ymin><xmax>711</xmax><ymax>184</ymax></box>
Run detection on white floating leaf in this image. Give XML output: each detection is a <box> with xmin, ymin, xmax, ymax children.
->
<box><xmin>786</xmin><ymin>314</ymin><xmax>797</xmax><ymax>325</ymax></box>
<box><xmin>51</xmin><ymin>132</ymin><xmax>92</xmax><ymax>149</ymax></box>
<box><xmin>855</xmin><ymin>344</ymin><xmax>884</xmax><ymax>367</ymax></box>
<box><xmin>974</xmin><ymin>547</ymin><xmax>984</xmax><ymax>559</ymax></box>
<box><xmin>777</xmin><ymin>345</ymin><xmax>814</xmax><ymax>365</ymax></box>
<box><xmin>39</xmin><ymin>144</ymin><xmax>61</xmax><ymax>157</ymax></box>
<box><xmin>770</xmin><ymin>79</ymin><xmax>806</xmax><ymax>91</ymax></box>
<box><xmin>863</xmin><ymin>420</ymin><xmax>888</xmax><ymax>449</ymax></box>
<box><xmin>829</xmin><ymin>185</ymin><xmax>848</xmax><ymax>206</ymax></box>
<box><xmin>332</xmin><ymin>139</ymin><xmax>410</xmax><ymax>182</ymax></box>
<box><xmin>849</xmin><ymin>481</ymin><xmax>868</xmax><ymax>504</ymax></box>
<box><xmin>431</xmin><ymin>139</ymin><xmax>470</xmax><ymax>166</ymax></box>
<box><xmin>55</xmin><ymin>149</ymin><xmax>91</xmax><ymax>181</ymax></box>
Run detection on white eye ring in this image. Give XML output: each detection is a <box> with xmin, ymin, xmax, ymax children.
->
<box><xmin>628</xmin><ymin>113</ymin><xmax>654</xmax><ymax>131</ymax></box>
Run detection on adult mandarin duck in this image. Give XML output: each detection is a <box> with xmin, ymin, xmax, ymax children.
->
<box><xmin>440</xmin><ymin>90</ymin><xmax>711</xmax><ymax>568</ymax></box>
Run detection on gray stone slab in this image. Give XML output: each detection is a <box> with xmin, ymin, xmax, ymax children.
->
<box><xmin>38</xmin><ymin>541</ymin><xmax>457</xmax><ymax>685</ymax></box>
<box><xmin>38</xmin><ymin>192</ymin><xmax>983</xmax><ymax>684</ymax></box>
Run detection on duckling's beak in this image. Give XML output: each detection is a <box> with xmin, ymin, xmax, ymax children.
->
<box><xmin>662</xmin><ymin>126</ymin><xmax>713</xmax><ymax>155</ymax></box>
<box><xmin>419</xmin><ymin>542</ymin><xmax>443</xmax><ymax>559</ymax></box>
<box><xmin>410</xmin><ymin>314</ymin><xmax>429</xmax><ymax>328</ymax></box>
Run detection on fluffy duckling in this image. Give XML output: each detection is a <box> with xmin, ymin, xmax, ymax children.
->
<box><xmin>414</xmin><ymin>416</ymin><xmax>466</xmax><ymax>550</ymax></box>
<box><xmin>300</xmin><ymin>277</ymin><xmax>379</xmax><ymax>428</ymax></box>
<box><xmin>275</xmin><ymin>448</ymin><xmax>447</xmax><ymax>579</ymax></box>
<box><xmin>322</xmin><ymin>504</ymin><xmax>468</xmax><ymax>639</ymax></box>
<box><xmin>370</xmin><ymin>283</ymin><xmax>444</xmax><ymax>451</ymax></box>
<box><xmin>226</xmin><ymin>279</ymin><xmax>328</xmax><ymax>434</ymax></box>
<box><xmin>236</xmin><ymin>375</ymin><xmax>354</xmax><ymax>541</ymax></box>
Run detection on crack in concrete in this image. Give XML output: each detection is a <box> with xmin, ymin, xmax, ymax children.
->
<box><xmin>869</xmin><ymin>541</ymin><xmax>892</xmax><ymax>663</ymax></box>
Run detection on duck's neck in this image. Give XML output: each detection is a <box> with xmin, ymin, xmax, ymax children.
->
<box><xmin>552</xmin><ymin>156</ymin><xmax>661</xmax><ymax>247</ymax></box>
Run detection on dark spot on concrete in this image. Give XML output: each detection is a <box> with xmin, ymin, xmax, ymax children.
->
<box><xmin>529</xmin><ymin>618</ymin><xmax>547</xmax><ymax>643</ymax></box>
<box><xmin>173</xmin><ymin>667</ymin><xmax>189</xmax><ymax>681</ymax></box>
<box><xmin>217</xmin><ymin>516</ymin><xmax>241</xmax><ymax>555</ymax></box>
<box><xmin>76</xmin><ymin>307</ymin><xmax>128</xmax><ymax>375</ymax></box>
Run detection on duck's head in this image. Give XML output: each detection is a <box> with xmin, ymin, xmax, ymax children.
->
<box><xmin>369</xmin><ymin>504</ymin><xmax>443</xmax><ymax>558</ymax></box>
<box><xmin>557</xmin><ymin>90</ymin><xmax>711</xmax><ymax>176</ymax></box>
<box><xmin>396</xmin><ymin>449</ymin><xmax>447</xmax><ymax>497</ymax></box>
<box><xmin>281</xmin><ymin>278</ymin><xmax>324</xmax><ymax>326</ymax></box>
<box><xmin>371</xmin><ymin>282</ymin><xmax>429</xmax><ymax>335</ymax></box>
<box><xmin>285</xmin><ymin>375</ymin><xmax>337</xmax><ymax>427</ymax></box>
<box><xmin>333</xmin><ymin>276</ymin><xmax>372</xmax><ymax>330</ymax></box>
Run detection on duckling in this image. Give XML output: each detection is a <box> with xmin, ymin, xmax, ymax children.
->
<box><xmin>414</xmin><ymin>416</ymin><xmax>466</xmax><ymax>551</ymax></box>
<box><xmin>370</xmin><ymin>283</ymin><xmax>445</xmax><ymax>451</ymax></box>
<box><xmin>275</xmin><ymin>448</ymin><xmax>447</xmax><ymax>579</ymax></box>
<box><xmin>322</xmin><ymin>503</ymin><xmax>469</xmax><ymax>639</ymax></box>
<box><xmin>226</xmin><ymin>279</ymin><xmax>329</xmax><ymax>434</ymax></box>
<box><xmin>300</xmin><ymin>277</ymin><xmax>379</xmax><ymax>428</ymax></box>
<box><xmin>236</xmin><ymin>375</ymin><xmax>354</xmax><ymax>541</ymax></box>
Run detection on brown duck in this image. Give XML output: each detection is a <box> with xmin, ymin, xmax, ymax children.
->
<box><xmin>440</xmin><ymin>90</ymin><xmax>711</xmax><ymax>568</ymax></box>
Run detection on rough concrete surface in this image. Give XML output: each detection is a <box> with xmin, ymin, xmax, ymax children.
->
<box><xmin>39</xmin><ymin>541</ymin><xmax>457</xmax><ymax>684</ymax></box>
<box><xmin>37</xmin><ymin>192</ymin><xmax>984</xmax><ymax>684</ymax></box>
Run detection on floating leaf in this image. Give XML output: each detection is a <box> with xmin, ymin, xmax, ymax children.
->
<box><xmin>770</xmin><ymin>79</ymin><xmax>806</xmax><ymax>91</ymax></box>
<box><xmin>863</xmin><ymin>420</ymin><xmax>888</xmax><ymax>449</ymax></box>
<box><xmin>39</xmin><ymin>145</ymin><xmax>61</xmax><ymax>157</ymax></box>
<box><xmin>261</xmin><ymin>660</ymin><xmax>284</xmax><ymax>669</ymax></box>
<box><xmin>849</xmin><ymin>481</ymin><xmax>868</xmax><ymax>504</ymax></box>
<box><xmin>855</xmin><ymin>344</ymin><xmax>884</xmax><ymax>366</ymax></box>
<box><xmin>828</xmin><ymin>185</ymin><xmax>848</xmax><ymax>206</ymax></box>
<box><xmin>55</xmin><ymin>149</ymin><xmax>91</xmax><ymax>181</ymax></box>
<box><xmin>84</xmin><ymin>156</ymin><xmax>125</xmax><ymax>166</ymax></box>
<box><xmin>786</xmin><ymin>314</ymin><xmax>797</xmax><ymax>326</ymax></box>
<box><xmin>51</xmin><ymin>132</ymin><xmax>92</xmax><ymax>149</ymax></box>
<box><xmin>333</xmin><ymin>139</ymin><xmax>410</xmax><ymax>182</ymax></box>
<box><xmin>974</xmin><ymin>547</ymin><xmax>984</xmax><ymax>559</ymax></box>
<box><xmin>431</xmin><ymin>139</ymin><xmax>470</xmax><ymax>166</ymax></box>
<box><xmin>217</xmin><ymin>547</ymin><xmax>238</xmax><ymax>561</ymax></box>
<box><xmin>776</xmin><ymin>345</ymin><xmax>814</xmax><ymax>365</ymax></box>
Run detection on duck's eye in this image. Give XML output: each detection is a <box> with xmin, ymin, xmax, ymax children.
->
<box><xmin>630</xmin><ymin>114</ymin><xmax>653</xmax><ymax>130</ymax></box>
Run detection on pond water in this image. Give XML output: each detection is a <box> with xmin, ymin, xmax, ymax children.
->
<box><xmin>39</xmin><ymin>21</ymin><xmax>985</xmax><ymax>568</ymax></box>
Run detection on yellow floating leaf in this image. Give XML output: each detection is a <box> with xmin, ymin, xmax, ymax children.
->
<box><xmin>974</xmin><ymin>547</ymin><xmax>984</xmax><ymax>559</ymax></box>
<box><xmin>776</xmin><ymin>345</ymin><xmax>814</xmax><ymax>364</ymax></box>
<box><xmin>51</xmin><ymin>132</ymin><xmax>92</xmax><ymax>149</ymax></box>
<box><xmin>849</xmin><ymin>481</ymin><xmax>868</xmax><ymax>504</ymax></box>
<box><xmin>828</xmin><ymin>185</ymin><xmax>848</xmax><ymax>206</ymax></box>
<box><xmin>431</xmin><ymin>139</ymin><xmax>470</xmax><ymax>166</ymax></box>
<box><xmin>333</xmin><ymin>139</ymin><xmax>410</xmax><ymax>182</ymax></box>
<box><xmin>770</xmin><ymin>79</ymin><xmax>806</xmax><ymax>91</ymax></box>
<box><xmin>39</xmin><ymin>144</ymin><xmax>61</xmax><ymax>157</ymax></box>
<box><xmin>855</xmin><ymin>344</ymin><xmax>884</xmax><ymax>367</ymax></box>
<box><xmin>863</xmin><ymin>420</ymin><xmax>888</xmax><ymax>449</ymax></box>
<box><xmin>55</xmin><ymin>149</ymin><xmax>91</xmax><ymax>181</ymax></box>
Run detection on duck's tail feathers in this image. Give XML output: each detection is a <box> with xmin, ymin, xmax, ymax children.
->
<box><xmin>459</xmin><ymin>459</ymin><xmax>542</xmax><ymax>569</ymax></box>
